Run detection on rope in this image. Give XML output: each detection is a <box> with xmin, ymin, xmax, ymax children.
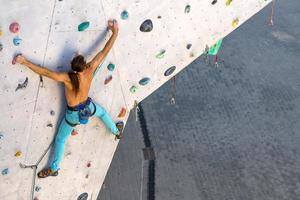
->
<box><xmin>170</xmin><ymin>76</ymin><xmax>176</xmax><ymax>105</ymax></box>
<box><xmin>269</xmin><ymin>0</ymin><xmax>276</xmax><ymax>26</ymax></box>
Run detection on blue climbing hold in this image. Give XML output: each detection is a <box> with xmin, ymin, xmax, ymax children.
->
<box><xmin>107</xmin><ymin>63</ymin><xmax>115</xmax><ymax>71</ymax></box>
<box><xmin>139</xmin><ymin>77</ymin><xmax>150</xmax><ymax>86</ymax></box>
<box><xmin>121</xmin><ymin>10</ymin><xmax>129</xmax><ymax>20</ymax></box>
<box><xmin>140</xmin><ymin>19</ymin><xmax>153</xmax><ymax>32</ymax></box>
<box><xmin>78</xmin><ymin>22</ymin><xmax>90</xmax><ymax>32</ymax></box>
<box><xmin>13</xmin><ymin>36</ymin><xmax>22</xmax><ymax>46</ymax></box>
<box><xmin>2</xmin><ymin>168</ymin><xmax>8</xmax><ymax>176</ymax></box>
<box><xmin>164</xmin><ymin>66</ymin><xmax>176</xmax><ymax>76</ymax></box>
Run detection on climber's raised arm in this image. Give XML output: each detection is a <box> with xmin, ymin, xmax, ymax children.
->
<box><xmin>16</xmin><ymin>55</ymin><xmax>69</xmax><ymax>83</ymax></box>
<box><xmin>88</xmin><ymin>19</ymin><xmax>119</xmax><ymax>74</ymax></box>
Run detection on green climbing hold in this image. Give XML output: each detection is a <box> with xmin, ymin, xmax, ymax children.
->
<box><xmin>121</xmin><ymin>10</ymin><xmax>129</xmax><ymax>20</ymax></box>
<box><xmin>208</xmin><ymin>39</ymin><xmax>223</xmax><ymax>56</ymax></box>
<box><xmin>107</xmin><ymin>63</ymin><xmax>115</xmax><ymax>71</ymax></box>
<box><xmin>78</xmin><ymin>22</ymin><xmax>90</xmax><ymax>32</ymax></box>
<box><xmin>185</xmin><ymin>5</ymin><xmax>191</xmax><ymax>13</ymax></box>
<box><xmin>156</xmin><ymin>49</ymin><xmax>166</xmax><ymax>59</ymax></box>
<box><xmin>139</xmin><ymin>77</ymin><xmax>150</xmax><ymax>86</ymax></box>
<box><xmin>130</xmin><ymin>86</ymin><xmax>138</xmax><ymax>93</ymax></box>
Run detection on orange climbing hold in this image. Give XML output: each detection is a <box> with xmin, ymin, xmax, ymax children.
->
<box><xmin>118</xmin><ymin>107</ymin><xmax>127</xmax><ymax>118</ymax></box>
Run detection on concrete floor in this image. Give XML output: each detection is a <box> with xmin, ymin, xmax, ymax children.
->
<box><xmin>98</xmin><ymin>1</ymin><xmax>300</xmax><ymax>200</ymax></box>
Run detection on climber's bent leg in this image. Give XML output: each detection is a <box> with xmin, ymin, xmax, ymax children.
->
<box><xmin>91</xmin><ymin>102</ymin><xmax>119</xmax><ymax>135</ymax></box>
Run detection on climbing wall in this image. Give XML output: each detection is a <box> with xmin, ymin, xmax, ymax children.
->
<box><xmin>0</xmin><ymin>0</ymin><xmax>271</xmax><ymax>199</ymax></box>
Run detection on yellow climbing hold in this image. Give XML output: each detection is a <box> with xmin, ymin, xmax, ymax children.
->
<box><xmin>232</xmin><ymin>18</ymin><xmax>239</xmax><ymax>27</ymax></box>
<box><xmin>15</xmin><ymin>150</ymin><xmax>22</xmax><ymax>157</ymax></box>
<box><xmin>225</xmin><ymin>0</ymin><xmax>233</xmax><ymax>6</ymax></box>
<box><xmin>0</xmin><ymin>29</ymin><xmax>3</xmax><ymax>37</ymax></box>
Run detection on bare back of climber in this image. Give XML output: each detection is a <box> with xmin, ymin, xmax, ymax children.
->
<box><xmin>15</xmin><ymin>19</ymin><xmax>124</xmax><ymax>178</ymax></box>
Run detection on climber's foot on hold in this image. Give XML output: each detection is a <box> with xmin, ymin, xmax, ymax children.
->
<box><xmin>115</xmin><ymin>121</ymin><xmax>124</xmax><ymax>140</ymax></box>
<box><xmin>37</xmin><ymin>168</ymin><xmax>58</xmax><ymax>178</ymax></box>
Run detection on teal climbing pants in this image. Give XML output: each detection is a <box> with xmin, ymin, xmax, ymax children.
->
<box><xmin>50</xmin><ymin>98</ymin><xmax>119</xmax><ymax>171</ymax></box>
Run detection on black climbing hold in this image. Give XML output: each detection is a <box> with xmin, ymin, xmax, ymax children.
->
<box><xmin>2</xmin><ymin>168</ymin><xmax>8</xmax><ymax>175</ymax></box>
<box><xmin>139</xmin><ymin>77</ymin><xmax>150</xmax><ymax>86</ymax></box>
<box><xmin>15</xmin><ymin>77</ymin><xmax>28</xmax><ymax>91</ymax></box>
<box><xmin>0</xmin><ymin>133</ymin><xmax>3</xmax><ymax>139</ymax></box>
<box><xmin>164</xmin><ymin>66</ymin><xmax>176</xmax><ymax>76</ymax></box>
<box><xmin>0</xmin><ymin>43</ymin><xmax>3</xmax><ymax>51</ymax></box>
<box><xmin>77</xmin><ymin>192</ymin><xmax>88</xmax><ymax>200</ymax></box>
<box><xmin>50</xmin><ymin>110</ymin><xmax>55</xmax><ymax>116</ymax></box>
<box><xmin>212</xmin><ymin>0</ymin><xmax>217</xmax><ymax>5</ymax></box>
<box><xmin>184</xmin><ymin>5</ymin><xmax>191</xmax><ymax>13</ymax></box>
<box><xmin>35</xmin><ymin>186</ymin><xmax>41</xmax><ymax>192</ymax></box>
<box><xmin>186</xmin><ymin>44</ymin><xmax>192</xmax><ymax>50</ymax></box>
<box><xmin>47</xmin><ymin>123</ymin><xmax>53</xmax><ymax>127</ymax></box>
<box><xmin>140</xmin><ymin>19</ymin><xmax>153</xmax><ymax>32</ymax></box>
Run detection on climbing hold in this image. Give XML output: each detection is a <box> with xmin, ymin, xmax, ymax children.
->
<box><xmin>87</xmin><ymin>162</ymin><xmax>91</xmax><ymax>168</ymax></box>
<box><xmin>77</xmin><ymin>192</ymin><xmax>88</xmax><ymax>200</ymax></box>
<box><xmin>0</xmin><ymin>43</ymin><xmax>3</xmax><ymax>52</ymax></box>
<box><xmin>140</xmin><ymin>19</ymin><xmax>153</xmax><ymax>32</ymax></box>
<box><xmin>33</xmin><ymin>197</ymin><xmax>39</xmax><ymax>200</ymax></box>
<box><xmin>208</xmin><ymin>39</ymin><xmax>223</xmax><ymax>55</ymax></box>
<box><xmin>130</xmin><ymin>86</ymin><xmax>138</xmax><ymax>93</ymax></box>
<box><xmin>186</xmin><ymin>44</ymin><xmax>192</xmax><ymax>50</ymax></box>
<box><xmin>139</xmin><ymin>77</ymin><xmax>150</xmax><ymax>86</ymax></box>
<box><xmin>225</xmin><ymin>0</ymin><xmax>233</xmax><ymax>6</ymax></box>
<box><xmin>121</xmin><ymin>10</ymin><xmax>129</xmax><ymax>20</ymax></box>
<box><xmin>9</xmin><ymin>22</ymin><xmax>20</xmax><ymax>33</ymax></box>
<box><xmin>184</xmin><ymin>5</ymin><xmax>191</xmax><ymax>13</ymax></box>
<box><xmin>107</xmin><ymin>63</ymin><xmax>115</xmax><ymax>71</ymax></box>
<box><xmin>0</xmin><ymin>133</ymin><xmax>3</xmax><ymax>139</ymax></box>
<box><xmin>85</xmin><ymin>174</ymin><xmax>89</xmax><ymax>179</ymax></box>
<box><xmin>78</xmin><ymin>22</ymin><xmax>90</xmax><ymax>32</ymax></box>
<box><xmin>189</xmin><ymin>52</ymin><xmax>195</xmax><ymax>57</ymax></box>
<box><xmin>117</xmin><ymin>107</ymin><xmax>127</xmax><ymax>118</ymax></box>
<box><xmin>71</xmin><ymin>130</ymin><xmax>78</xmax><ymax>136</ymax></box>
<box><xmin>212</xmin><ymin>0</ymin><xmax>217</xmax><ymax>5</ymax></box>
<box><xmin>46</xmin><ymin>123</ymin><xmax>53</xmax><ymax>128</ymax></box>
<box><xmin>12</xmin><ymin>53</ymin><xmax>22</xmax><ymax>65</ymax></box>
<box><xmin>104</xmin><ymin>75</ymin><xmax>112</xmax><ymax>85</ymax></box>
<box><xmin>164</xmin><ymin>66</ymin><xmax>176</xmax><ymax>76</ymax></box>
<box><xmin>13</xmin><ymin>36</ymin><xmax>22</xmax><ymax>46</ymax></box>
<box><xmin>15</xmin><ymin>150</ymin><xmax>22</xmax><ymax>157</ymax></box>
<box><xmin>156</xmin><ymin>49</ymin><xmax>166</xmax><ymax>59</ymax></box>
<box><xmin>157</xmin><ymin>16</ymin><xmax>162</xmax><ymax>19</ymax></box>
<box><xmin>0</xmin><ymin>28</ymin><xmax>3</xmax><ymax>37</ymax></box>
<box><xmin>15</xmin><ymin>77</ymin><xmax>28</xmax><ymax>91</ymax></box>
<box><xmin>232</xmin><ymin>18</ymin><xmax>239</xmax><ymax>27</ymax></box>
<box><xmin>50</xmin><ymin>110</ymin><xmax>55</xmax><ymax>116</ymax></box>
<box><xmin>2</xmin><ymin>168</ymin><xmax>8</xmax><ymax>176</ymax></box>
<box><xmin>35</xmin><ymin>186</ymin><xmax>41</xmax><ymax>192</ymax></box>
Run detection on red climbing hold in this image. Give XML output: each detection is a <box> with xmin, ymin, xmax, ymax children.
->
<box><xmin>104</xmin><ymin>75</ymin><xmax>112</xmax><ymax>85</ymax></box>
<box><xmin>118</xmin><ymin>107</ymin><xmax>127</xmax><ymax>118</ymax></box>
<box><xmin>9</xmin><ymin>22</ymin><xmax>20</xmax><ymax>33</ymax></box>
<box><xmin>71</xmin><ymin>130</ymin><xmax>78</xmax><ymax>136</ymax></box>
<box><xmin>12</xmin><ymin>54</ymin><xmax>22</xmax><ymax>65</ymax></box>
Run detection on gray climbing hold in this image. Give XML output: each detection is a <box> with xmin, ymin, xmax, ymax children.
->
<box><xmin>13</xmin><ymin>36</ymin><xmax>22</xmax><ymax>46</ymax></box>
<box><xmin>77</xmin><ymin>192</ymin><xmax>88</xmax><ymax>200</ymax></box>
<box><xmin>164</xmin><ymin>66</ymin><xmax>176</xmax><ymax>76</ymax></box>
<box><xmin>186</xmin><ymin>44</ymin><xmax>192</xmax><ymax>50</ymax></box>
<box><xmin>184</xmin><ymin>5</ymin><xmax>191</xmax><ymax>13</ymax></box>
<box><xmin>15</xmin><ymin>77</ymin><xmax>28</xmax><ymax>91</ymax></box>
<box><xmin>140</xmin><ymin>19</ymin><xmax>153</xmax><ymax>32</ymax></box>
<box><xmin>35</xmin><ymin>186</ymin><xmax>41</xmax><ymax>192</ymax></box>
<box><xmin>156</xmin><ymin>49</ymin><xmax>166</xmax><ymax>59</ymax></box>
<box><xmin>107</xmin><ymin>63</ymin><xmax>115</xmax><ymax>71</ymax></box>
<box><xmin>50</xmin><ymin>110</ymin><xmax>55</xmax><ymax>116</ymax></box>
<box><xmin>0</xmin><ymin>43</ymin><xmax>3</xmax><ymax>51</ymax></box>
<box><xmin>2</xmin><ymin>168</ymin><xmax>8</xmax><ymax>175</ymax></box>
<box><xmin>139</xmin><ymin>77</ymin><xmax>150</xmax><ymax>86</ymax></box>
<box><xmin>212</xmin><ymin>0</ymin><xmax>218</xmax><ymax>5</ymax></box>
<box><xmin>121</xmin><ymin>10</ymin><xmax>129</xmax><ymax>20</ymax></box>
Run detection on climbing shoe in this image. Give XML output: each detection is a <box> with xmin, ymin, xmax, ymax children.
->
<box><xmin>37</xmin><ymin>168</ymin><xmax>58</xmax><ymax>178</ymax></box>
<box><xmin>115</xmin><ymin>121</ymin><xmax>124</xmax><ymax>140</ymax></box>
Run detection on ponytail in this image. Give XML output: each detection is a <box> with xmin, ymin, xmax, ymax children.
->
<box><xmin>68</xmin><ymin>72</ymin><xmax>80</xmax><ymax>95</ymax></box>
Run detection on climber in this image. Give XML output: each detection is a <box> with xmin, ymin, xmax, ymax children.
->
<box><xmin>15</xmin><ymin>19</ymin><xmax>123</xmax><ymax>178</ymax></box>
